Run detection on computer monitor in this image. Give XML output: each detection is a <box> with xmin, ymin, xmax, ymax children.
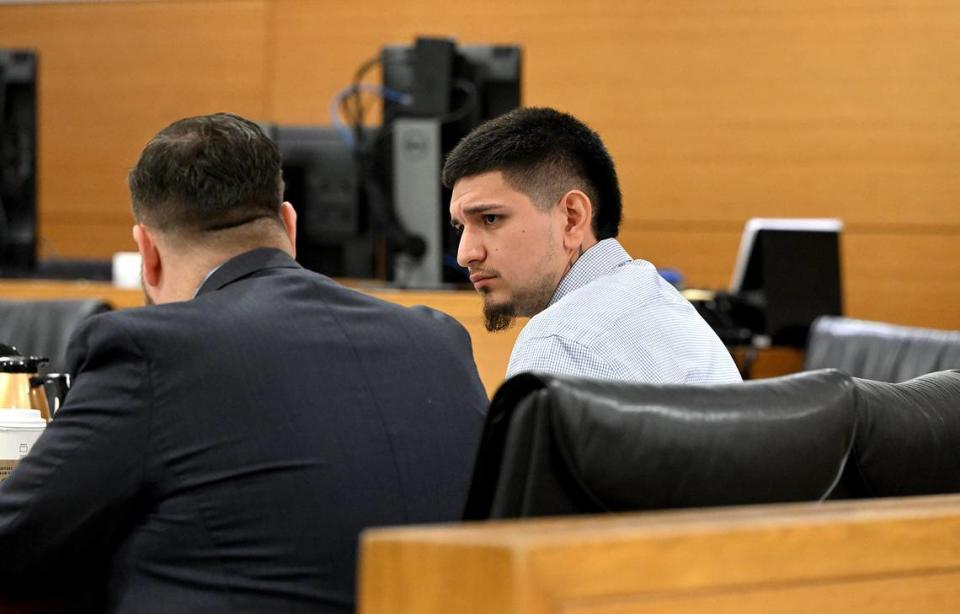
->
<box><xmin>0</xmin><ymin>50</ymin><xmax>38</xmax><ymax>273</ymax></box>
<box><xmin>272</xmin><ymin>38</ymin><xmax>520</xmax><ymax>284</ymax></box>
<box><xmin>381</xmin><ymin>38</ymin><xmax>522</xmax><ymax>133</ymax></box>
<box><xmin>272</xmin><ymin>125</ymin><xmax>376</xmax><ymax>279</ymax></box>
<box><xmin>377</xmin><ymin>37</ymin><xmax>522</xmax><ymax>285</ymax></box>
<box><xmin>730</xmin><ymin>218</ymin><xmax>844</xmax><ymax>347</ymax></box>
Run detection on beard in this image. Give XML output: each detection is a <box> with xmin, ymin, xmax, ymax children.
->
<box><xmin>483</xmin><ymin>301</ymin><xmax>516</xmax><ymax>332</ymax></box>
<box><xmin>481</xmin><ymin>274</ymin><xmax>557</xmax><ymax>332</ymax></box>
<box><xmin>478</xmin><ymin>230</ymin><xmax>564</xmax><ymax>332</ymax></box>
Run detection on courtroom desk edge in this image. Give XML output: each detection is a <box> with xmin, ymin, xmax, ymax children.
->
<box><xmin>0</xmin><ymin>278</ymin><xmax>487</xmax><ymax>311</ymax></box>
<box><xmin>0</xmin><ymin>278</ymin><xmax>146</xmax><ymax>310</ymax></box>
<box><xmin>0</xmin><ymin>278</ymin><xmax>514</xmax><ymax>397</ymax></box>
<box><xmin>362</xmin><ymin>493</ymin><xmax>960</xmax><ymax>545</ymax></box>
<box><xmin>359</xmin><ymin>494</ymin><xmax>960</xmax><ymax>614</ymax></box>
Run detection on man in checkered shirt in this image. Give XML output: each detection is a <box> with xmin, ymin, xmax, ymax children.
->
<box><xmin>444</xmin><ymin>107</ymin><xmax>741</xmax><ymax>385</ymax></box>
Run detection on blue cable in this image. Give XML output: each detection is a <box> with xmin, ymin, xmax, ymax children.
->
<box><xmin>330</xmin><ymin>84</ymin><xmax>411</xmax><ymax>149</ymax></box>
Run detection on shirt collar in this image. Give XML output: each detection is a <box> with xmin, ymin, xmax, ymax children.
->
<box><xmin>550</xmin><ymin>238</ymin><xmax>632</xmax><ymax>306</ymax></box>
<box><xmin>195</xmin><ymin>248</ymin><xmax>301</xmax><ymax>298</ymax></box>
<box><xmin>193</xmin><ymin>264</ymin><xmax>224</xmax><ymax>299</ymax></box>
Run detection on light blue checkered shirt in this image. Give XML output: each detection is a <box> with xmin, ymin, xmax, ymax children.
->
<box><xmin>505</xmin><ymin>239</ymin><xmax>743</xmax><ymax>384</ymax></box>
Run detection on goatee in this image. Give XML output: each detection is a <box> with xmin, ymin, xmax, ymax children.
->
<box><xmin>483</xmin><ymin>302</ymin><xmax>516</xmax><ymax>332</ymax></box>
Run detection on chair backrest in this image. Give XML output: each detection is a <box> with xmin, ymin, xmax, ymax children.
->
<box><xmin>464</xmin><ymin>369</ymin><xmax>857</xmax><ymax>520</ymax></box>
<box><xmin>805</xmin><ymin>316</ymin><xmax>960</xmax><ymax>382</ymax></box>
<box><xmin>0</xmin><ymin>299</ymin><xmax>111</xmax><ymax>373</ymax></box>
<box><xmin>832</xmin><ymin>370</ymin><xmax>960</xmax><ymax>498</ymax></box>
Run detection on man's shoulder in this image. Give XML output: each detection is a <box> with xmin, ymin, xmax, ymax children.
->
<box><xmin>96</xmin><ymin>271</ymin><xmax>468</xmax><ymax>347</ymax></box>
<box><xmin>298</xmin><ymin>277</ymin><xmax>467</xmax><ymax>335</ymax></box>
<box><xmin>74</xmin><ymin>267</ymin><xmax>480</xmax><ymax>360</ymax></box>
<box><xmin>521</xmin><ymin>260</ymin><xmax>683</xmax><ymax>341</ymax></box>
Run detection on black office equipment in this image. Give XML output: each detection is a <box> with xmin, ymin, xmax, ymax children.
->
<box><xmin>377</xmin><ymin>37</ymin><xmax>522</xmax><ymax>286</ymax></box>
<box><xmin>0</xmin><ymin>50</ymin><xmax>38</xmax><ymax>273</ymax></box>
<box><xmin>272</xmin><ymin>125</ymin><xmax>376</xmax><ymax>278</ymax></box>
<box><xmin>269</xmin><ymin>37</ymin><xmax>521</xmax><ymax>283</ymax></box>
<box><xmin>380</xmin><ymin>38</ymin><xmax>523</xmax><ymax>135</ymax></box>
<box><xmin>730</xmin><ymin>218</ymin><xmax>844</xmax><ymax>347</ymax></box>
<box><xmin>405</xmin><ymin>38</ymin><xmax>456</xmax><ymax>117</ymax></box>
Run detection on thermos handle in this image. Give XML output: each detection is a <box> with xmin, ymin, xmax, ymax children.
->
<box><xmin>29</xmin><ymin>373</ymin><xmax>71</xmax><ymax>416</ymax></box>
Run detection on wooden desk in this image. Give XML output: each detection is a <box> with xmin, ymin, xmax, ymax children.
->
<box><xmin>0</xmin><ymin>279</ymin><xmax>146</xmax><ymax>310</ymax></box>
<box><xmin>0</xmin><ymin>279</ymin><xmax>519</xmax><ymax>397</ymax></box>
<box><xmin>0</xmin><ymin>279</ymin><xmax>809</xmax><ymax>392</ymax></box>
<box><xmin>729</xmin><ymin>344</ymin><xmax>806</xmax><ymax>380</ymax></box>
<box><xmin>360</xmin><ymin>494</ymin><xmax>960</xmax><ymax>614</ymax></box>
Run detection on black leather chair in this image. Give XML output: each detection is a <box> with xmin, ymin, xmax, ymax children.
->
<box><xmin>0</xmin><ymin>299</ymin><xmax>111</xmax><ymax>374</ymax></box>
<box><xmin>805</xmin><ymin>316</ymin><xmax>960</xmax><ymax>382</ymax></box>
<box><xmin>464</xmin><ymin>370</ymin><xmax>857</xmax><ymax>520</ymax></box>
<box><xmin>833</xmin><ymin>370</ymin><xmax>960</xmax><ymax>498</ymax></box>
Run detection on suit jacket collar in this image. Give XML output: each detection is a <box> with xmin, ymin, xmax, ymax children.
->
<box><xmin>196</xmin><ymin>248</ymin><xmax>301</xmax><ymax>297</ymax></box>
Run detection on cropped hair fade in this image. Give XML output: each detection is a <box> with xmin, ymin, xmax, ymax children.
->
<box><xmin>128</xmin><ymin>112</ymin><xmax>284</xmax><ymax>234</ymax></box>
<box><xmin>442</xmin><ymin>107</ymin><xmax>622</xmax><ymax>239</ymax></box>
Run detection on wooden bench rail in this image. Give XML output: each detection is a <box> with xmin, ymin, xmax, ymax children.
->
<box><xmin>360</xmin><ymin>495</ymin><xmax>960</xmax><ymax>614</ymax></box>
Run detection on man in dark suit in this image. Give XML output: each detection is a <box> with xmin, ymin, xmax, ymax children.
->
<box><xmin>0</xmin><ymin>113</ymin><xmax>487</xmax><ymax>612</ymax></box>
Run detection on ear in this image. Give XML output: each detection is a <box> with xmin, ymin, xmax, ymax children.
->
<box><xmin>558</xmin><ymin>190</ymin><xmax>595</xmax><ymax>252</ymax></box>
<box><xmin>279</xmin><ymin>201</ymin><xmax>298</xmax><ymax>257</ymax></box>
<box><xmin>132</xmin><ymin>223</ymin><xmax>162</xmax><ymax>292</ymax></box>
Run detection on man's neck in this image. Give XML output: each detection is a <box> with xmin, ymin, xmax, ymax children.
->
<box><xmin>158</xmin><ymin>242</ymin><xmax>293</xmax><ymax>303</ymax></box>
<box><xmin>548</xmin><ymin>238</ymin><xmax>625</xmax><ymax>307</ymax></box>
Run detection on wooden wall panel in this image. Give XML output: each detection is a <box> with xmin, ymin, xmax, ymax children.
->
<box><xmin>269</xmin><ymin>0</ymin><xmax>960</xmax><ymax>331</ymax></box>
<box><xmin>2</xmin><ymin>0</ymin><xmax>959</xmax><ymax>329</ymax></box>
<box><xmin>41</xmin><ymin>218</ymin><xmax>136</xmax><ymax>261</ymax></box>
<box><xmin>271</xmin><ymin>1</ymin><xmax>960</xmax><ymax>220</ymax></box>
<box><xmin>844</xmin><ymin>231</ymin><xmax>960</xmax><ymax>329</ymax></box>
<box><xmin>0</xmin><ymin>0</ymin><xmax>271</xmax><ymax>258</ymax></box>
<box><xmin>617</xmin><ymin>224</ymin><xmax>744</xmax><ymax>289</ymax></box>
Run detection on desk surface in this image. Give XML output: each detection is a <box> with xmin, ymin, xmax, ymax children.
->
<box><xmin>0</xmin><ymin>279</ymin><xmax>521</xmax><ymax>397</ymax></box>
<box><xmin>0</xmin><ymin>279</ymin><xmax>804</xmax><ymax>394</ymax></box>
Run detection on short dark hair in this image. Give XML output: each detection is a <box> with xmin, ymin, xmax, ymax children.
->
<box><xmin>129</xmin><ymin>112</ymin><xmax>283</xmax><ymax>234</ymax></box>
<box><xmin>442</xmin><ymin>107</ymin><xmax>622</xmax><ymax>239</ymax></box>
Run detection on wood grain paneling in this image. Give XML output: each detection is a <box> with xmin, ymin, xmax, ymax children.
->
<box><xmin>273</xmin><ymin>1</ymin><xmax>960</xmax><ymax>224</ymax></box>
<box><xmin>0</xmin><ymin>278</ymin><xmax>144</xmax><ymax>310</ymax></box>
<box><xmin>2</xmin><ymin>0</ymin><xmax>959</xmax><ymax>330</ymax></box>
<box><xmin>843</xmin><ymin>231</ymin><xmax>960</xmax><ymax>329</ymax></box>
<box><xmin>569</xmin><ymin>572</ymin><xmax>960</xmax><ymax>614</ymax></box>
<box><xmin>617</xmin><ymin>223</ymin><xmax>744</xmax><ymax>289</ymax></box>
<box><xmin>0</xmin><ymin>0</ymin><xmax>271</xmax><ymax>259</ymax></box>
<box><xmin>360</xmin><ymin>494</ymin><xmax>960</xmax><ymax>614</ymax></box>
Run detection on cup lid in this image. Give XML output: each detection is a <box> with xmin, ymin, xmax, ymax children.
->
<box><xmin>0</xmin><ymin>408</ymin><xmax>46</xmax><ymax>427</ymax></box>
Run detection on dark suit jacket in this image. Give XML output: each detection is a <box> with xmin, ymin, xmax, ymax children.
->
<box><xmin>0</xmin><ymin>248</ymin><xmax>487</xmax><ymax>613</ymax></box>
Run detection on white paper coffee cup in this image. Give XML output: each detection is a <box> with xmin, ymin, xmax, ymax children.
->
<box><xmin>0</xmin><ymin>409</ymin><xmax>46</xmax><ymax>481</ymax></box>
<box><xmin>112</xmin><ymin>251</ymin><xmax>142</xmax><ymax>289</ymax></box>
